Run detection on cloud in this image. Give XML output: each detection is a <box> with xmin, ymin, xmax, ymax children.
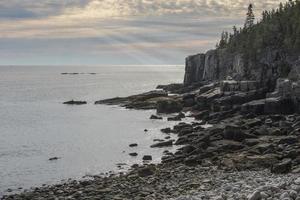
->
<box><xmin>0</xmin><ymin>0</ymin><xmax>89</xmax><ymax>19</ymax></box>
<box><xmin>0</xmin><ymin>0</ymin><xmax>288</xmax><ymax>65</ymax></box>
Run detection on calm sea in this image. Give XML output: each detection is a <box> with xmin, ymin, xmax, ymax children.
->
<box><xmin>0</xmin><ymin>65</ymin><xmax>185</xmax><ymax>195</ymax></box>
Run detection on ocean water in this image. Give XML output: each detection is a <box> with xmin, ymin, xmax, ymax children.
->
<box><xmin>0</xmin><ymin>65</ymin><xmax>185</xmax><ymax>196</ymax></box>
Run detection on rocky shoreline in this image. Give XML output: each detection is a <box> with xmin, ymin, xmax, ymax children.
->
<box><xmin>4</xmin><ymin>78</ymin><xmax>300</xmax><ymax>200</ymax></box>
<box><xmin>3</xmin><ymin>162</ymin><xmax>300</xmax><ymax>200</ymax></box>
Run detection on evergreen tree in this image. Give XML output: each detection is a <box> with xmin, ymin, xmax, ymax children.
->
<box><xmin>215</xmin><ymin>0</ymin><xmax>300</xmax><ymax>54</ymax></box>
<box><xmin>244</xmin><ymin>4</ymin><xmax>255</xmax><ymax>29</ymax></box>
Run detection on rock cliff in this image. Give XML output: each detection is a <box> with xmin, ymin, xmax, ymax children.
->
<box><xmin>183</xmin><ymin>47</ymin><xmax>300</xmax><ymax>114</ymax></box>
<box><xmin>184</xmin><ymin>48</ymin><xmax>299</xmax><ymax>91</ymax></box>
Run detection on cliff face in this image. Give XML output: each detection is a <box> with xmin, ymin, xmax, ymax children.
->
<box><xmin>184</xmin><ymin>48</ymin><xmax>299</xmax><ymax>92</ymax></box>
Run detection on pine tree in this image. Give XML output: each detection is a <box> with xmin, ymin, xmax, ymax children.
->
<box><xmin>244</xmin><ymin>4</ymin><xmax>255</xmax><ymax>29</ymax></box>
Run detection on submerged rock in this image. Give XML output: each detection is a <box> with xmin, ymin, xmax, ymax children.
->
<box><xmin>49</xmin><ymin>157</ymin><xmax>60</xmax><ymax>161</ymax></box>
<box><xmin>63</xmin><ymin>100</ymin><xmax>87</xmax><ymax>105</ymax></box>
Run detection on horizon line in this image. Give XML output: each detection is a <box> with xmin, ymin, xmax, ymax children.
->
<box><xmin>0</xmin><ymin>64</ymin><xmax>185</xmax><ymax>67</ymax></box>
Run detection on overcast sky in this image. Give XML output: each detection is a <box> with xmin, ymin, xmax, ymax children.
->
<box><xmin>0</xmin><ymin>0</ymin><xmax>286</xmax><ymax>65</ymax></box>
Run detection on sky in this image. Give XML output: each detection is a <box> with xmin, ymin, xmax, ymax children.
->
<box><xmin>0</xmin><ymin>0</ymin><xmax>286</xmax><ymax>65</ymax></box>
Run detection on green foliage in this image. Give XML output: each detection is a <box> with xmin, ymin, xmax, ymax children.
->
<box><xmin>244</xmin><ymin>4</ymin><xmax>255</xmax><ymax>29</ymax></box>
<box><xmin>217</xmin><ymin>0</ymin><xmax>300</xmax><ymax>55</ymax></box>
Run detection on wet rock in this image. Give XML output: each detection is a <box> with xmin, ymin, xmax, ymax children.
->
<box><xmin>153</xmin><ymin>139</ymin><xmax>164</xmax><ymax>142</ymax></box>
<box><xmin>173</xmin><ymin>123</ymin><xmax>193</xmax><ymax>133</ymax></box>
<box><xmin>168</xmin><ymin>112</ymin><xmax>185</xmax><ymax>121</ymax></box>
<box><xmin>49</xmin><ymin>157</ymin><xmax>60</xmax><ymax>161</ymax></box>
<box><xmin>129</xmin><ymin>143</ymin><xmax>138</xmax><ymax>147</ymax></box>
<box><xmin>129</xmin><ymin>153</ymin><xmax>138</xmax><ymax>157</ymax></box>
<box><xmin>63</xmin><ymin>100</ymin><xmax>87</xmax><ymax>105</ymax></box>
<box><xmin>161</xmin><ymin>128</ymin><xmax>173</xmax><ymax>134</ymax></box>
<box><xmin>150</xmin><ymin>115</ymin><xmax>163</xmax><ymax>120</ymax></box>
<box><xmin>95</xmin><ymin>90</ymin><xmax>168</xmax><ymax>110</ymax></box>
<box><xmin>142</xmin><ymin>155</ymin><xmax>152</xmax><ymax>161</ymax></box>
<box><xmin>151</xmin><ymin>140</ymin><xmax>173</xmax><ymax>148</ymax></box>
<box><xmin>183</xmin><ymin>93</ymin><xmax>196</xmax><ymax>107</ymax></box>
<box><xmin>178</xmin><ymin>127</ymin><xmax>194</xmax><ymax>137</ymax></box>
<box><xmin>6</xmin><ymin>189</ymin><xmax>12</xmax><ymax>193</ymax></box>
<box><xmin>157</xmin><ymin>99</ymin><xmax>183</xmax><ymax>114</ymax></box>
<box><xmin>175</xmin><ymin>136</ymin><xmax>190</xmax><ymax>145</ymax></box>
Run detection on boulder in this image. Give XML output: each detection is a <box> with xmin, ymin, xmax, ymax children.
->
<box><xmin>209</xmin><ymin>140</ymin><xmax>245</xmax><ymax>152</ymax></box>
<box><xmin>161</xmin><ymin>128</ymin><xmax>173</xmax><ymax>134</ymax></box>
<box><xmin>157</xmin><ymin>99</ymin><xmax>183</xmax><ymax>114</ymax></box>
<box><xmin>245</xmin><ymin>118</ymin><xmax>263</xmax><ymax>128</ymax></box>
<box><xmin>216</xmin><ymin>89</ymin><xmax>266</xmax><ymax>106</ymax></box>
<box><xmin>142</xmin><ymin>155</ymin><xmax>152</xmax><ymax>161</ymax></box>
<box><xmin>223</xmin><ymin>125</ymin><xmax>256</xmax><ymax>142</ymax></box>
<box><xmin>167</xmin><ymin>112</ymin><xmax>185</xmax><ymax>121</ymax></box>
<box><xmin>173</xmin><ymin>123</ymin><xmax>193</xmax><ymax>133</ymax></box>
<box><xmin>49</xmin><ymin>157</ymin><xmax>60</xmax><ymax>161</ymax></box>
<box><xmin>137</xmin><ymin>167</ymin><xmax>155</xmax><ymax>177</ymax></box>
<box><xmin>175</xmin><ymin>136</ymin><xmax>190</xmax><ymax>145</ymax></box>
<box><xmin>193</xmin><ymin>110</ymin><xmax>210</xmax><ymax>120</ymax></box>
<box><xmin>271</xmin><ymin>159</ymin><xmax>292</xmax><ymax>174</ymax></box>
<box><xmin>264</xmin><ymin>97</ymin><xmax>295</xmax><ymax>114</ymax></box>
<box><xmin>241</xmin><ymin>99</ymin><xmax>266</xmax><ymax>115</ymax></box>
<box><xmin>178</xmin><ymin>126</ymin><xmax>194</xmax><ymax>137</ymax></box>
<box><xmin>150</xmin><ymin>140</ymin><xmax>173</xmax><ymax>148</ymax></box>
<box><xmin>183</xmin><ymin>93</ymin><xmax>196</xmax><ymax>107</ymax></box>
<box><xmin>129</xmin><ymin>143</ymin><xmax>138</xmax><ymax>147</ymax></box>
<box><xmin>129</xmin><ymin>153</ymin><xmax>138</xmax><ymax>157</ymax></box>
<box><xmin>150</xmin><ymin>115</ymin><xmax>163</xmax><ymax>120</ymax></box>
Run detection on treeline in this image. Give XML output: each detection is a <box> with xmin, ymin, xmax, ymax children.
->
<box><xmin>217</xmin><ymin>0</ymin><xmax>300</xmax><ymax>58</ymax></box>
